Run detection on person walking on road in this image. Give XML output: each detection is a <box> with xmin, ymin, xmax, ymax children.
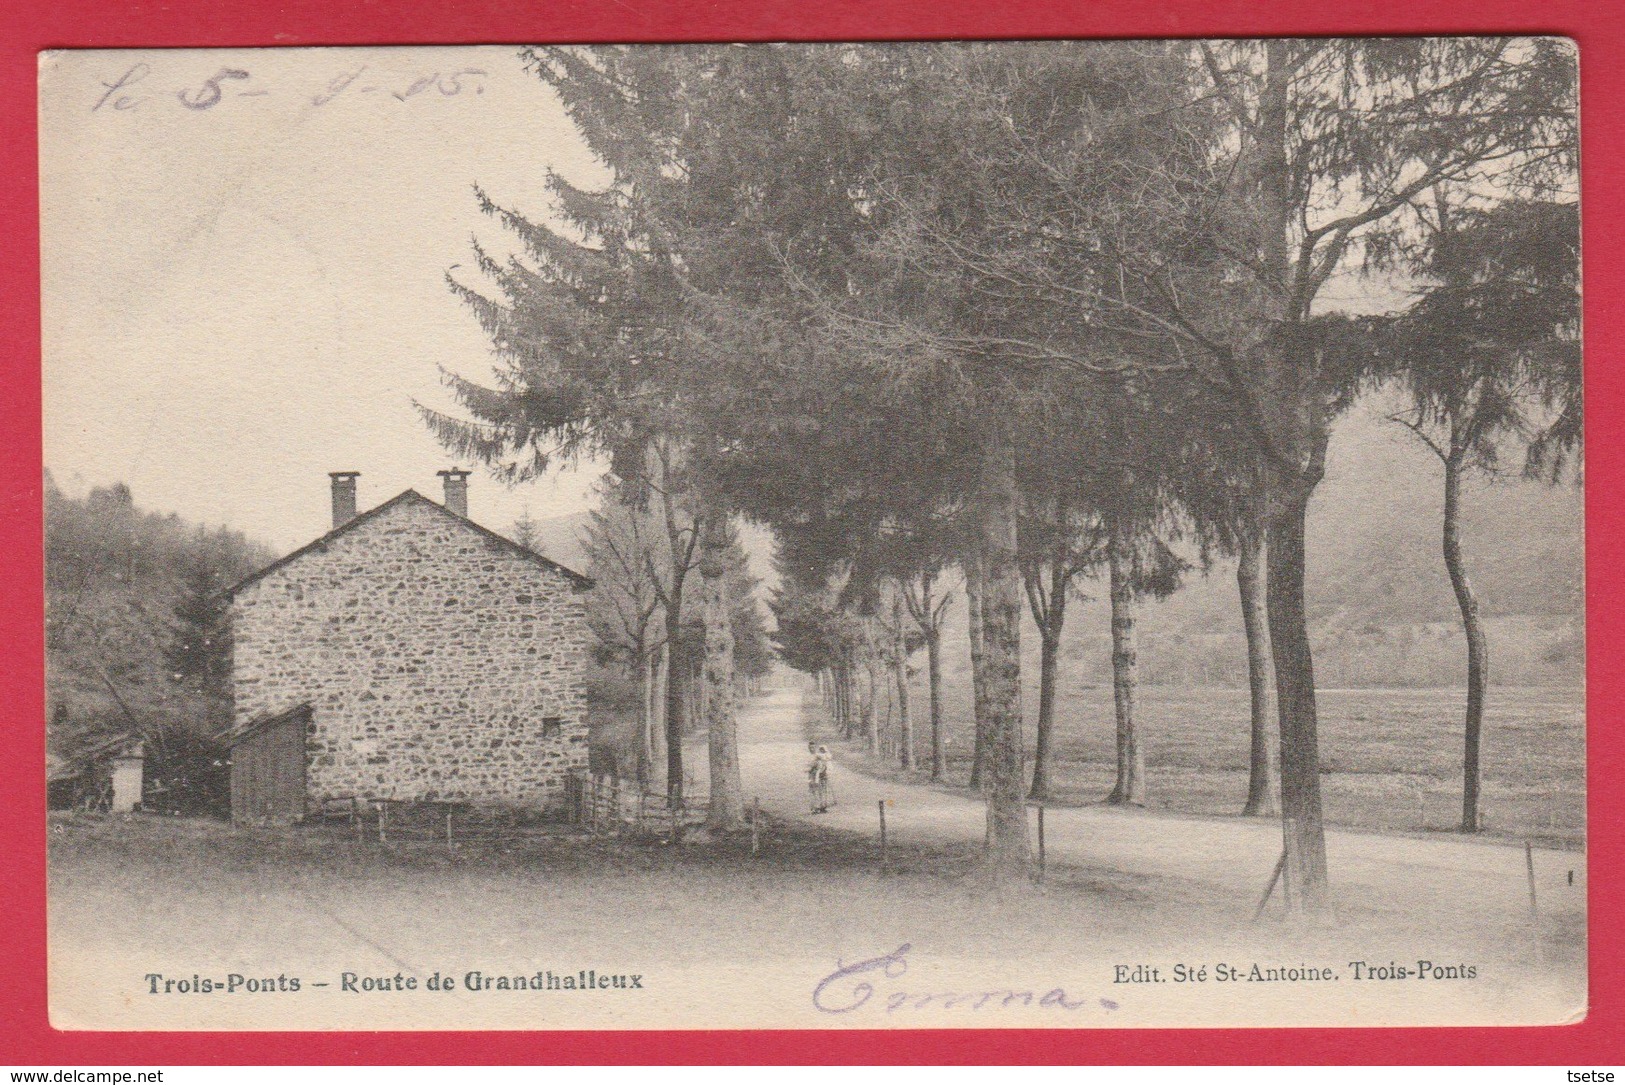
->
<box><xmin>808</xmin><ymin>741</ymin><xmax>833</xmax><ymax>813</ymax></box>
<box><xmin>813</xmin><ymin>744</ymin><xmax>834</xmax><ymax>813</ymax></box>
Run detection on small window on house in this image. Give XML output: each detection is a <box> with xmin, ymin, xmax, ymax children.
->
<box><xmin>542</xmin><ymin>716</ymin><xmax>563</xmax><ymax>737</ymax></box>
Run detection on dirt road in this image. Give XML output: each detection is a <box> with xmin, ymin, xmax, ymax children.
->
<box><xmin>736</xmin><ymin>687</ymin><xmax>1587</xmax><ymax>931</ymax></box>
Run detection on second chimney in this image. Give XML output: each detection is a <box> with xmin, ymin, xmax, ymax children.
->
<box><xmin>438</xmin><ymin>468</ymin><xmax>470</xmax><ymax>519</ymax></box>
<box><xmin>329</xmin><ymin>471</ymin><xmax>360</xmax><ymax>529</ymax></box>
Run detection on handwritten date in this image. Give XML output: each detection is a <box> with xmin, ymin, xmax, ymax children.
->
<box><xmin>91</xmin><ymin>63</ymin><xmax>488</xmax><ymax>113</ymax></box>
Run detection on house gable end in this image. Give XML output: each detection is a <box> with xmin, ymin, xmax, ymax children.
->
<box><xmin>227</xmin><ymin>489</ymin><xmax>592</xmax><ymax>599</ymax></box>
<box><xmin>228</xmin><ymin>491</ymin><xmax>590</xmax><ymax>812</ymax></box>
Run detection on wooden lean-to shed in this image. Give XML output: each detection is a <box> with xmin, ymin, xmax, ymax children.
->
<box><xmin>224</xmin><ymin>703</ymin><xmax>311</xmax><ymax>825</ymax></box>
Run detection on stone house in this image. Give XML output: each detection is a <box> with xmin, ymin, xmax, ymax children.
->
<box><xmin>223</xmin><ymin>470</ymin><xmax>592</xmax><ymax>823</ymax></box>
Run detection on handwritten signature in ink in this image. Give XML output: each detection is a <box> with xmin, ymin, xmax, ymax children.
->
<box><xmin>92</xmin><ymin>62</ymin><xmax>488</xmax><ymax>113</ymax></box>
<box><xmin>811</xmin><ymin>943</ymin><xmax>1119</xmax><ymax>1015</ymax></box>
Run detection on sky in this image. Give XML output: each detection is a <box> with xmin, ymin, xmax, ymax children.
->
<box><xmin>37</xmin><ymin>42</ymin><xmax>1559</xmax><ymax>563</ymax></box>
<box><xmin>41</xmin><ymin>46</ymin><xmax>609</xmax><ymax>553</ymax></box>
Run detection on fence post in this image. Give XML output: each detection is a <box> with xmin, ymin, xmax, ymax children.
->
<box><xmin>1526</xmin><ymin>840</ymin><xmax>1544</xmax><ymax>963</ymax></box>
<box><xmin>878</xmin><ymin>799</ymin><xmax>888</xmax><ymax>873</ymax></box>
<box><xmin>1281</xmin><ymin>817</ymin><xmax>1297</xmax><ymax>916</ymax></box>
<box><xmin>377</xmin><ymin>802</ymin><xmax>388</xmax><ymax>845</ymax></box>
<box><xmin>1036</xmin><ymin>803</ymin><xmax>1046</xmax><ymax>885</ymax></box>
<box><xmin>751</xmin><ymin>797</ymin><xmax>761</xmax><ymax>856</ymax></box>
<box><xmin>1525</xmin><ymin>840</ymin><xmax>1540</xmax><ymax>919</ymax></box>
<box><xmin>1252</xmin><ymin>852</ymin><xmax>1288</xmax><ymax>923</ymax></box>
<box><xmin>446</xmin><ymin>809</ymin><xmax>453</xmax><ymax>851</ymax></box>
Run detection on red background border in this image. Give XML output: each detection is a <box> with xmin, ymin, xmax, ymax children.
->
<box><xmin>1</xmin><ymin>0</ymin><xmax>1617</xmax><ymax>1065</ymax></box>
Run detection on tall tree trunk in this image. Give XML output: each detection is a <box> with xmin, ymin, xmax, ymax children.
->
<box><xmin>976</xmin><ymin>430</ymin><xmax>1031</xmax><ymax>879</ymax></box>
<box><xmin>841</xmin><ymin>654</ymin><xmax>857</xmax><ymax>738</ymax></box>
<box><xmin>1238</xmin><ymin>525</ymin><xmax>1278</xmax><ymax>817</ymax></box>
<box><xmin>1028</xmin><ymin>560</ymin><xmax>1068</xmax><ymax>801</ymax></box>
<box><xmin>966</xmin><ymin>555</ymin><xmax>988</xmax><ymax>790</ymax></box>
<box><xmin>693</xmin><ymin>655</ymin><xmax>707</xmax><ymax>729</ymax></box>
<box><xmin>1105</xmin><ymin>520</ymin><xmax>1147</xmax><ymax>806</ymax></box>
<box><xmin>663</xmin><ymin>617</ymin><xmax>687</xmax><ymax>807</ymax></box>
<box><xmin>927</xmin><ymin>631</ymin><xmax>945</xmax><ymax>781</ymax></box>
<box><xmin>637</xmin><ymin>650</ymin><xmax>656</xmax><ymax>787</ymax></box>
<box><xmin>862</xmin><ymin>646</ymin><xmax>879</xmax><ymax>754</ymax></box>
<box><xmin>1029</xmin><ymin>631</ymin><xmax>1060</xmax><ymax>800</ymax></box>
<box><xmin>1254</xmin><ymin>40</ymin><xmax>1331</xmax><ymax>917</ymax></box>
<box><xmin>1265</xmin><ymin>463</ymin><xmax>1331</xmax><ymax>916</ymax></box>
<box><xmin>893</xmin><ymin>593</ymin><xmax>914</xmax><ymax>770</ymax></box>
<box><xmin>699</xmin><ymin>513</ymin><xmax>743</xmax><ymax>831</ymax></box>
<box><xmin>881</xmin><ymin>657</ymin><xmax>894</xmax><ymax>754</ymax></box>
<box><xmin>1443</xmin><ymin>454</ymin><xmax>1489</xmax><ymax>833</ymax></box>
<box><xmin>651</xmin><ymin>644</ymin><xmax>667</xmax><ymax>774</ymax></box>
<box><xmin>838</xmin><ymin>659</ymin><xmax>852</xmax><ymax>736</ymax></box>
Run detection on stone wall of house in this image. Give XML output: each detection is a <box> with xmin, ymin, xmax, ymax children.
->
<box><xmin>231</xmin><ymin>495</ymin><xmax>590</xmax><ymax>811</ymax></box>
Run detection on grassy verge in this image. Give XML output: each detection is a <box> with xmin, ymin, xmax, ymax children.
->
<box><xmin>47</xmin><ymin>809</ymin><xmax>1231</xmax><ymax>980</ymax></box>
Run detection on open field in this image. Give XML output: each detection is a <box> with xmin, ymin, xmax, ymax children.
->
<box><xmin>840</xmin><ymin>683</ymin><xmax>1585</xmax><ymax>846</ymax></box>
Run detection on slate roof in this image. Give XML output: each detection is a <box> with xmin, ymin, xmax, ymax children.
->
<box><xmin>224</xmin><ymin>489</ymin><xmax>593</xmax><ymax>598</ymax></box>
<box><xmin>48</xmin><ymin>732</ymin><xmax>144</xmax><ymax>781</ymax></box>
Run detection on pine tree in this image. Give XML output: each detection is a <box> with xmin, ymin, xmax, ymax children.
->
<box><xmin>511</xmin><ymin>507</ymin><xmax>541</xmax><ymax>553</ymax></box>
<box><xmin>1184</xmin><ymin>40</ymin><xmax>1577</xmax><ymax>911</ymax></box>
<box><xmin>424</xmin><ymin>47</ymin><xmax>744</xmax><ymax>821</ymax></box>
<box><xmin>163</xmin><ymin>555</ymin><xmax>232</xmax><ymax>700</ymax></box>
<box><xmin>580</xmin><ymin>480</ymin><xmax>669</xmax><ymax>785</ymax></box>
<box><xmin>869</xmin><ymin>38</ymin><xmax>1576</xmax><ymax>909</ymax></box>
<box><xmin>1385</xmin><ymin>198</ymin><xmax>1580</xmax><ymax>833</ymax></box>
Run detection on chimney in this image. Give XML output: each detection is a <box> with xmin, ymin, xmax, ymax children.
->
<box><xmin>438</xmin><ymin>468</ymin><xmax>470</xmax><ymax>519</ymax></box>
<box><xmin>329</xmin><ymin>471</ymin><xmax>360</xmax><ymax>529</ymax></box>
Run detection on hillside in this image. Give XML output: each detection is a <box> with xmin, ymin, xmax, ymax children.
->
<box><xmin>1117</xmin><ymin>393</ymin><xmax>1583</xmax><ymax>687</ymax></box>
<box><xmin>44</xmin><ymin>476</ymin><xmax>276</xmax><ymax>760</ymax></box>
<box><xmin>1005</xmin><ymin>394</ymin><xmax>1579</xmax><ymax>689</ymax></box>
<box><xmin>514</xmin><ymin>510</ymin><xmax>591</xmax><ymax>572</ymax></box>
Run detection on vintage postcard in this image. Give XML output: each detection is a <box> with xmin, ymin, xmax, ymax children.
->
<box><xmin>40</xmin><ymin>41</ymin><xmax>1584</xmax><ymax>1031</ymax></box>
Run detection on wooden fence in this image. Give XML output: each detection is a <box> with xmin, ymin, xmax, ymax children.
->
<box><xmin>568</xmin><ymin>772</ymin><xmax>710</xmax><ymax>838</ymax></box>
<box><xmin>307</xmin><ymin>796</ymin><xmax>568</xmax><ymax>847</ymax></box>
<box><xmin>298</xmin><ymin>777</ymin><xmax>713</xmax><ymax>847</ymax></box>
